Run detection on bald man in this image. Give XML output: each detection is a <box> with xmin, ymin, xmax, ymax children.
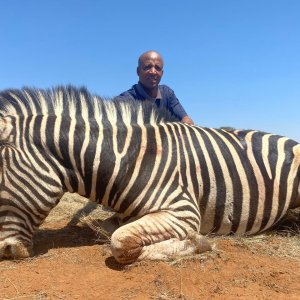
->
<box><xmin>116</xmin><ymin>50</ymin><xmax>194</xmax><ymax>125</ymax></box>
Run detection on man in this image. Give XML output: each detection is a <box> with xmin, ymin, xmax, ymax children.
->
<box><xmin>116</xmin><ymin>50</ymin><xmax>194</xmax><ymax>125</ymax></box>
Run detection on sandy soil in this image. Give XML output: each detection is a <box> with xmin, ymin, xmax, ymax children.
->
<box><xmin>0</xmin><ymin>194</ymin><xmax>299</xmax><ymax>300</ymax></box>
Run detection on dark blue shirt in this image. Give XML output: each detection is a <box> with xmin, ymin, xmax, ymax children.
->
<box><xmin>115</xmin><ymin>83</ymin><xmax>188</xmax><ymax>120</ymax></box>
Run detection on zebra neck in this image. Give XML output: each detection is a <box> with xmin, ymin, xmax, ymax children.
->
<box><xmin>50</xmin><ymin>121</ymin><xmax>153</xmax><ymax>209</ymax></box>
<box><xmin>87</xmin><ymin>123</ymin><xmax>150</xmax><ymax>207</ymax></box>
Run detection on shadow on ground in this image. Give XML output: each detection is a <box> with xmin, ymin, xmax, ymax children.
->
<box><xmin>33</xmin><ymin>224</ymin><xmax>107</xmax><ymax>256</ymax></box>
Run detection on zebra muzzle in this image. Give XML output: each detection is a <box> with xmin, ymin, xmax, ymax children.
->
<box><xmin>0</xmin><ymin>240</ymin><xmax>33</xmax><ymax>260</ymax></box>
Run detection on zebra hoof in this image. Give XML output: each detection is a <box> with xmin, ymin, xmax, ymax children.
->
<box><xmin>111</xmin><ymin>229</ymin><xmax>143</xmax><ymax>264</ymax></box>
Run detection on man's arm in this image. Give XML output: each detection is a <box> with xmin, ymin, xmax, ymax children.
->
<box><xmin>163</xmin><ymin>86</ymin><xmax>194</xmax><ymax>125</ymax></box>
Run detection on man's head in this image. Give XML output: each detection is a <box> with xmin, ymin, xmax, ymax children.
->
<box><xmin>137</xmin><ymin>51</ymin><xmax>164</xmax><ymax>95</ymax></box>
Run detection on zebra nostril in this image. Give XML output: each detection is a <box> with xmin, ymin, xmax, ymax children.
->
<box><xmin>3</xmin><ymin>245</ymin><xmax>12</xmax><ymax>258</ymax></box>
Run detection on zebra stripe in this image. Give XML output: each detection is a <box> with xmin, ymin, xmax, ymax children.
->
<box><xmin>0</xmin><ymin>86</ymin><xmax>299</xmax><ymax>263</ymax></box>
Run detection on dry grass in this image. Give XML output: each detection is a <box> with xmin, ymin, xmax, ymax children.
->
<box><xmin>80</xmin><ymin>213</ymin><xmax>112</xmax><ymax>242</ymax></box>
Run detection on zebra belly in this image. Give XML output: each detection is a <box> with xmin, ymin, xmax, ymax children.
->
<box><xmin>199</xmin><ymin>196</ymin><xmax>289</xmax><ymax>236</ymax></box>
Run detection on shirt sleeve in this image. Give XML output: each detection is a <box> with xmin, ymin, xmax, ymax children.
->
<box><xmin>165</xmin><ymin>87</ymin><xmax>188</xmax><ymax>120</ymax></box>
<box><xmin>113</xmin><ymin>91</ymin><xmax>136</xmax><ymax>101</ymax></box>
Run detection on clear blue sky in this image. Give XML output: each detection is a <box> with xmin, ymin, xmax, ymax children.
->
<box><xmin>1</xmin><ymin>0</ymin><xmax>299</xmax><ymax>142</ymax></box>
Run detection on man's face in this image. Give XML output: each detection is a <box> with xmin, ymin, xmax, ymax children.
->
<box><xmin>137</xmin><ymin>53</ymin><xmax>164</xmax><ymax>90</ymax></box>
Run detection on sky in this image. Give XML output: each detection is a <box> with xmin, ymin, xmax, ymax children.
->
<box><xmin>1</xmin><ymin>0</ymin><xmax>299</xmax><ymax>142</ymax></box>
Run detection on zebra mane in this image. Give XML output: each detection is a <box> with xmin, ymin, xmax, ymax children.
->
<box><xmin>0</xmin><ymin>85</ymin><xmax>179</xmax><ymax>125</ymax></box>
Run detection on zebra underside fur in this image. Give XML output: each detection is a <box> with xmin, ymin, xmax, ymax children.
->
<box><xmin>0</xmin><ymin>86</ymin><xmax>299</xmax><ymax>264</ymax></box>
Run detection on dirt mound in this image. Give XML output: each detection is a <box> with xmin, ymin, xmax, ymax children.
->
<box><xmin>0</xmin><ymin>194</ymin><xmax>299</xmax><ymax>299</ymax></box>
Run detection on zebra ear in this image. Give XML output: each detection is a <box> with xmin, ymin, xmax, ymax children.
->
<box><xmin>0</xmin><ymin>117</ymin><xmax>13</xmax><ymax>141</ymax></box>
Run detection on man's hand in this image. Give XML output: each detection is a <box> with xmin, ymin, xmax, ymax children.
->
<box><xmin>181</xmin><ymin>115</ymin><xmax>194</xmax><ymax>125</ymax></box>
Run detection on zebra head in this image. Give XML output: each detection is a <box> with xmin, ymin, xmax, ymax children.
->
<box><xmin>0</xmin><ymin>204</ymin><xmax>34</xmax><ymax>259</ymax></box>
<box><xmin>0</xmin><ymin>109</ymin><xmax>31</xmax><ymax>258</ymax></box>
<box><xmin>0</xmin><ymin>170</ymin><xmax>62</xmax><ymax>260</ymax></box>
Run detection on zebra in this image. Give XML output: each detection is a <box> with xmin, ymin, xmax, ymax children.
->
<box><xmin>0</xmin><ymin>86</ymin><xmax>299</xmax><ymax>263</ymax></box>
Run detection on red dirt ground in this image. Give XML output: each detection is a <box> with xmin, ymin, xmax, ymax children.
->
<box><xmin>0</xmin><ymin>197</ymin><xmax>299</xmax><ymax>300</ymax></box>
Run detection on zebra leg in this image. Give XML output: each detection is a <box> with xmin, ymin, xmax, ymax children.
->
<box><xmin>110</xmin><ymin>211</ymin><xmax>211</xmax><ymax>264</ymax></box>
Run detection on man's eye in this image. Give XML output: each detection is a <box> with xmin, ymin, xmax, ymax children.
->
<box><xmin>143</xmin><ymin>65</ymin><xmax>162</xmax><ymax>71</ymax></box>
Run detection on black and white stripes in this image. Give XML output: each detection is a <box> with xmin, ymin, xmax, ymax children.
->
<box><xmin>0</xmin><ymin>86</ymin><xmax>299</xmax><ymax>262</ymax></box>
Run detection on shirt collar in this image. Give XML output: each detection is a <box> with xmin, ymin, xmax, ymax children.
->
<box><xmin>136</xmin><ymin>82</ymin><xmax>162</xmax><ymax>101</ymax></box>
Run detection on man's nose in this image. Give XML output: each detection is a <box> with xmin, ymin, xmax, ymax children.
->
<box><xmin>149</xmin><ymin>66</ymin><xmax>156</xmax><ymax>73</ymax></box>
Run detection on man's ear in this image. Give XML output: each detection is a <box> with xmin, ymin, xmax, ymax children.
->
<box><xmin>136</xmin><ymin>67</ymin><xmax>140</xmax><ymax>76</ymax></box>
